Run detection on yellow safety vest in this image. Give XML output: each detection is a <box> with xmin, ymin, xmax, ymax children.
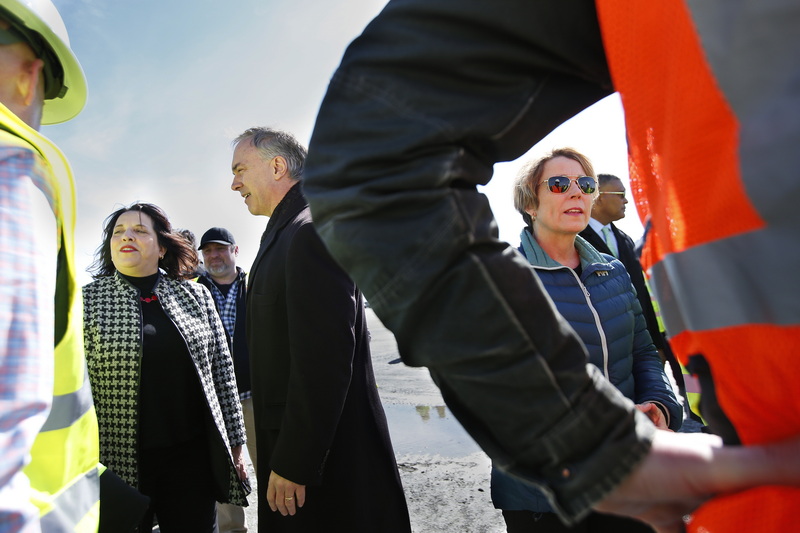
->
<box><xmin>0</xmin><ymin>103</ymin><xmax>100</xmax><ymax>532</ymax></box>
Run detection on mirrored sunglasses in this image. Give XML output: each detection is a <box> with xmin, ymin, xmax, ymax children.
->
<box><xmin>539</xmin><ymin>175</ymin><xmax>597</xmax><ymax>194</ymax></box>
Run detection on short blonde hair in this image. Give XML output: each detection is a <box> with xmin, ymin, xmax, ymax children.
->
<box><xmin>513</xmin><ymin>147</ymin><xmax>597</xmax><ymax>225</ymax></box>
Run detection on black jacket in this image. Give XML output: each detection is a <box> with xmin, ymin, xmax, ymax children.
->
<box><xmin>246</xmin><ymin>183</ymin><xmax>411</xmax><ymax>531</ymax></box>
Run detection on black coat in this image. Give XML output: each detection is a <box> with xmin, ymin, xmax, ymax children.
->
<box><xmin>246</xmin><ymin>183</ymin><xmax>411</xmax><ymax>532</ymax></box>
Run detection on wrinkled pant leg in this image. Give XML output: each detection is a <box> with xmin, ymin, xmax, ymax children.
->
<box><xmin>305</xmin><ymin>0</ymin><xmax>654</xmax><ymax>522</ymax></box>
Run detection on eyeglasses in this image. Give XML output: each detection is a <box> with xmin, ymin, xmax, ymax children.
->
<box><xmin>538</xmin><ymin>175</ymin><xmax>597</xmax><ymax>195</ymax></box>
<box><xmin>599</xmin><ymin>191</ymin><xmax>626</xmax><ymax>197</ymax></box>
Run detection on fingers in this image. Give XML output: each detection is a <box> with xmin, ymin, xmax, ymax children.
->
<box><xmin>266</xmin><ymin>475</ymin><xmax>278</xmax><ymax>513</ymax></box>
<box><xmin>635</xmin><ymin>403</ymin><xmax>667</xmax><ymax>429</ymax></box>
<box><xmin>231</xmin><ymin>446</ymin><xmax>247</xmax><ymax>481</ymax></box>
<box><xmin>266</xmin><ymin>471</ymin><xmax>305</xmax><ymax>516</ymax></box>
<box><xmin>597</xmin><ymin>432</ymin><xmax>800</xmax><ymax>532</ymax></box>
<box><xmin>237</xmin><ymin>463</ymin><xmax>248</xmax><ymax>481</ymax></box>
<box><xmin>279</xmin><ymin>491</ymin><xmax>297</xmax><ymax>516</ymax></box>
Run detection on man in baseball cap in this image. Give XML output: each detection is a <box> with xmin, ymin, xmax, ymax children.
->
<box><xmin>197</xmin><ymin>227</ymin><xmax>255</xmax><ymax>533</ymax></box>
<box><xmin>200</xmin><ymin>227</ymin><xmax>237</xmax><ymax>250</ymax></box>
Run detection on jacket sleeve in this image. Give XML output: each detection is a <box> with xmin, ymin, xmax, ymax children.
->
<box><xmin>628</xmin><ymin>289</ymin><xmax>682</xmax><ymax>431</ymax></box>
<box><xmin>194</xmin><ymin>282</ymin><xmax>246</xmax><ymax>447</ymax></box>
<box><xmin>269</xmin><ymin>222</ymin><xmax>357</xmax><ymax>485</ymax></box>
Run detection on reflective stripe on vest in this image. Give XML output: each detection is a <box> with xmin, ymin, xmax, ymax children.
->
<box><xmin>596</xmin><ymin>0</ymin><xmax>800</xmax><ymax>531</ymax></box>
<box><xmin>41</xmin><ymin>370</ymin><xmax>94</xmax><ymax>432</ymax></box>
<box><xmin>0</xmin><ymin>103</ymin><xmax>100</xmax><ymax>532</ymax></box>
<box><xmin>650</xmin><ymin>229</ymin><xmax>799</xmax><ymax>338</ymax></box>
<box><xmin>39</xmin><ymin>468</ymin><xmax>100</xmax><ymax>532</ymax></box>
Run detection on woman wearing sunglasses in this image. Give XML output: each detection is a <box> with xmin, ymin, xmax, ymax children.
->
<box><xmin>490</xmin><ymin>148</ymin><xmax>681</xmax><ymax>533</ymax></box>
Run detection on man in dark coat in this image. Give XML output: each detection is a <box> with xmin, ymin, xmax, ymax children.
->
<box><xmin>579</xmin><ymin>173</ymin><xmax>694</xmax><ymax>421</ymax></box>
<box><xmin>229</xmin><ymin>127</ymin><xmax>411</xmax><ymax>532</ymax></box>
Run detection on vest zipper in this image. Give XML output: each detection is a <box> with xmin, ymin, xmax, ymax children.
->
<box><xmin>567</xmin><ymin>268</ymin><xmax>610</xmax><ymax>379</ymax></box>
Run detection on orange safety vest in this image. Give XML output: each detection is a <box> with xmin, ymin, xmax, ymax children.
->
<box><xmin>596</xmin><ymin>1</ymin><xmax>800</xmax><ymax>531</ymax></box>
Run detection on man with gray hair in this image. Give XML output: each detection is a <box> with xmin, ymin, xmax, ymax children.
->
<box><xmin>230</xmin><ymin>127</ymin><xmax>410</xmax><ymax>532</ymax></box>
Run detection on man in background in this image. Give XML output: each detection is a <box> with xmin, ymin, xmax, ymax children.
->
<box><xmin>197</xmin><ymin>227</ymin><xmax>255</xmax><ymax>533</ymax></box>
<box><xmin>0</xmin><ymin>0</ymin><xmax>99</xmax><ymax>530</ymax></box>
<box><xmin>579</xmin><ymin>174</ymin><xmax>694</xmax><ymax>422</ymax></box>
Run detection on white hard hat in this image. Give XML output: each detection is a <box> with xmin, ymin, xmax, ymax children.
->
<box><xmin>0</xmin><ymin>0</ymin><xmax>87</xmax><ymax>124</ymax></box>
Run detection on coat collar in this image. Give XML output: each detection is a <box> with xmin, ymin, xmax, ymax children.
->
<box><xmin>249</xmin><ymin>182</ymin><xmax>308</xmax><ymax>291</ymax></box>
<box><xmin>519</xmin><ymin>228</ymin><xmax>612</xmax><ymax>273</ymax></box>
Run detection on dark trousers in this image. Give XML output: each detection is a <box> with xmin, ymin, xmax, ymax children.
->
<box><xmin>503</xmin><ymin>510</ymin><xmax>655</xmax><ymax>533</ymax></box>
<box><xmin>138</xmin><ymin>439</ymin><xmax>218</xmax><ymax>533</ymax></box>
<box><xmin>305</xmin><ymin>0</ymin><xmax>652</xmax><ymax>521</ymax></box>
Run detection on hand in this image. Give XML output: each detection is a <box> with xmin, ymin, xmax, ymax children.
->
<box><xmin>231</xmin><ymin>445</ymin><xmax>247</xmax><ymax>481</ymax></box>
<box><xmin>267</xmin><ymin>470</ymin><xmax>306</xmax><ymax>516</ymax></box>
<box><xmin>635</xmin><ymin>402</ymin><xmax>669</xmax><ymax>430</ymax></box>
<box><xmin>595</xmin><ymin>431</ymin><xmax>800</xmax><ymax>533</ymax></box>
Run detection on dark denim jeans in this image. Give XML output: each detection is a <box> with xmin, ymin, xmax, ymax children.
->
<box><xmin>305</xmin><ymin>0</ymin><xmax>655</xmax><ymax>522</ymax></box>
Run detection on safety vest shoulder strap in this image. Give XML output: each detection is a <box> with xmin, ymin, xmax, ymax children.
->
<box><xmin>0</xmin><ymin>103</ymin><xmax>100</xmax><ymax>532</ymax></box>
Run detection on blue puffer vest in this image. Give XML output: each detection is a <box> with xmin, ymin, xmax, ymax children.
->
<box><xmin>491</xmin><ymin>229</ymin><xmax>681</xmax><ymax>513</ymax></box>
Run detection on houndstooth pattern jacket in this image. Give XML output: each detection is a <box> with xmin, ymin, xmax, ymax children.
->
<box><xmin>83</xmin><ymin>272</ymin><xmax>248</xmax><ymax>505</ymax></box>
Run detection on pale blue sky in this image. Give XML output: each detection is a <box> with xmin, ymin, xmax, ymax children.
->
<box><xmin>46</xmin><ymin>0</ymin><xmax>638</xmax><ymax>284</ymax></box>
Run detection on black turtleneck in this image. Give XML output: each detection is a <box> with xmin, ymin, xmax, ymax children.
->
<box><xmin>121</xmin><ymin>272</ymin><xmax>207</xmax><ymax>449</ymax></box>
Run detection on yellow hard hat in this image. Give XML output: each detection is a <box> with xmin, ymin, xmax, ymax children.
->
<box><xmin>0</xmin><ymin>0</ymin><xmax>87</xmax><ymax>124</ymax></box>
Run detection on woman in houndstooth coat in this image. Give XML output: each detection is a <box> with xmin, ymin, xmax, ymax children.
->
<box><xmin>83</xmin><ymin>202</ymin><xmax>248</xmax><ymax>533</ymax></box>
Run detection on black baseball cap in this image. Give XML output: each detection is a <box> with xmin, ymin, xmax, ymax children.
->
<box><xmin>199</xmin><ymin>227</ymin><xmax>236</xmax><ymax>249</ymax></box>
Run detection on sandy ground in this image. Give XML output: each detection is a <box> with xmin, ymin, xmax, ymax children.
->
<box><xmin>367</xmin><ymin>309</ymin><xmax>505</xmax><ymax>533</ymax></box>
<box><xmin>237</xmin><ymin>308</ymin><xmax>504</xmax><ymax>532</ymax></box>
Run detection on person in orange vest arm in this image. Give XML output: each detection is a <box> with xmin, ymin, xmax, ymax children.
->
<box><xmin>0</xmin><ymin>1</ymin><xmax>100</xmax><ymax>530</ymax></box>
<box><xmin>302</xmin><ymin>1</ymin><xmax>800</xmax><ymax>531</ymax></box>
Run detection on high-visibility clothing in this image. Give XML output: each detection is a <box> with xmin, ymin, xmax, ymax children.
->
<box><xmin>643</xmin><ymin>273</ymin><xmax>703</xmax><ymax>422</ymax></box>
<box><xmin>596</xmin><ymin>1</ymin><xmax>800</xmax><ymax>531</ymax></box>
<box><xmin>1</xmin><ymin>103</ymin><xmax>100</xmax><ymax>532</ymax></box>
